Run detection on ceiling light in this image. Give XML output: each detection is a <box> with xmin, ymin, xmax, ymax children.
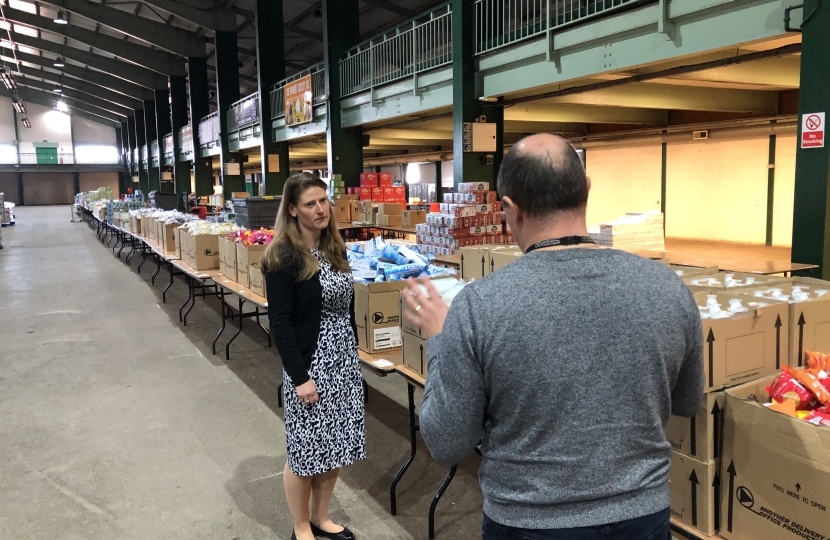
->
<box><xmin>53</xmin><ymin>87</ymin><xmax>62</xmax><ymax>93</ymax></box>
<box><xmin>56</xmin><ymin>100</ymin><xmax>68</xmax><ymax>112</ymax></box>
<box><xmin>13</xmin><ymin>99</ymin><xmax>25</xmax><ymax>114</ymax></box>
<box><xmin>54</xmin><ymin>56</ymin><xmax>64</xmax><ymax>68</ymax></box>
<box><xmin>54</xmin><ymin>10</ymin><xmax>68</xmax><ymax>24</ymax></box>
<box><xmin>22</xmin><ymin>117</ymin><xmax>31</xmax><ymax>128</ymax></box>
<box><xmin>313</xmin><ymin>9</ymin><xmax>322</xmax><ymax>18</ymax></box>
<box><xmin>0</xmin><ymin>68</ymin><xmax>17</xmax><ymax>90</ymax></box>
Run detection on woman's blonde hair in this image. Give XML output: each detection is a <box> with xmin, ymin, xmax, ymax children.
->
<box><xmin>261</xmin><ymin>172</ymin><xmax>350</xmax><ymax>281</ymax></box>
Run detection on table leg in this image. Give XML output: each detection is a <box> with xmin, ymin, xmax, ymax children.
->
<box><xmin>183</xmin><ymin>280</ymin><xmax>198</xmax><ymax>326</ymax></box>
<box><xmin>277</xmin><ymin>382</ymin><xmax>284</xmax><ymax>408</ymax></box>
<box><xmin>162</xmin><ymin>262</ymin><xmax>175</xmax><ymax>303</ymax></box>
<box><xmin>117</xmin><ymin>235</ymin><xmax>128</xmax><ymax>258</ymax></box>
<box><xmin>362</xmin><ymin>378</ymin><xmax>369</xmax><ymax>403</ymax></box>
<box><xmin>212</xmin><ymin>287</ymin><xmax>228</xmax><ymax>355</ymax></box>
<box><xmin>225</xmin><ymin>297</ymin><xmax>245</xmax><ymax>360</ymax></box>
<box><xmin>179</xmin><ymin>277</ymin><xmax>192</xmax><ymax>322</ymax></box>
<box><xmin>137</xmin><ymin>245</ymin><xmax>148</xmax><ymax>273</ymax></box>
<box><xmin>429</xmin><ymin>466</ymin><xmax>457</xmax><ymax>540</ymax></box>
<box><xmin>255</xmin><ymin>310</ymin><xmax>271</xmax><ymax>346</ymax></box>
<box><xmin>151</xmin><ymin>256</ymin><xmax>161</xmax><ymax>285</ymax></box>
<box><xmin>391</xmin><ymin>383</ymin><xmax>418</xmax><ymax>515</ymax></box>
<box><xmin>126</xmin><ymin>238</ymin><xmax>136</xmax><ymax>264</ymax></box>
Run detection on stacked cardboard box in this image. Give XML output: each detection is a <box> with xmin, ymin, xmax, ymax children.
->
<box><xmin>683</xmin><ymin>271</ymin><xmax>790</xmax><ymax>294</ymax></box>
<box><xmin>401</xmin><ymin>210</ymin><xmax>426</xmax><ymax>229</ymax></box>
<box><xmin>458</xmin><ymin>245</ymin><xmax>522</xmax><ymax>280</ymax></box>
<box><xmin>183</xmin><ymin>232</ymin><xmax>221</xmax><ymax>270</ymax></box>
<box><xmin>353</xmin><ymin>173</ymin><xmax>405</xmax><ymax>202</ymax></box>
<box><xmin>334</xmin><ymin>194</ymin><xmax>359</xmax><ymax>223</ymax></box>
<box><xmin>375</xmin><ymin>203</ymin><xmax>403</xmax><ymax>227</ymax></box>
<box><xmin>236</xmin><ymin>243</ymin><xmax>267</xmax><ymax>288</ymax></box>
<box><xmin>353</xmin><ymin>281</ymin><xmax>405</xmax><ymax>353</ymax></box>
<box><xmin>416</xmin><ymin>205</ymin><xmax>512</xmax><ymax>256</ymax></box>
<box><xmin>355</xmin><ymin>201</ymin><xmax>377</xmax><ymax>224</ymax></box>
<box><xmin>588</xmin><ymin>212</ymin><xmax>665</xmax><ymax>251</ymax></box>
<box><xmin>331</xmin><ymin>174</ymin><xmax>345</xmax><ymax>198</ymax></box>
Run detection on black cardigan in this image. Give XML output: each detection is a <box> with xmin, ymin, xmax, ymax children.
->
<box><xmin>264</xmin><ymin>256</ymin><xmax>357</xmax><ymax>386</ymax></box>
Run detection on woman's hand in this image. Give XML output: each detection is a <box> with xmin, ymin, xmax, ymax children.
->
<box><xmin>296</xmin><ymin>379</ymin><xmax>319</xmax><ymax>405</ymax></box>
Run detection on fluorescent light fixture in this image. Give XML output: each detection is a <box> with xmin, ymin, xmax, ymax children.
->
<box><xmin>54</xmin><ymin>56</ymin><xmax>64</xmax><ymax>67</ymax></box>
<box><xmin>13</xmin><ymin>99</ymin><xmax>25</xmax><ymax>114</ymax></box>
<box><xmin>21</xmin><ymin>117</ymin><xmax>31</xmax><ymax>128</ymax></box>
<box><xmin>0</xmin><ymin>68</ymin><xmax>17</xmax><ymax>90</ymax></box>
<box><xmin>56</xmin><ymin>100</ymin><xmax>68</xmax><ymax>112</ymax></box>
<box><xmin>54</xmin><ymin>10</ymin><xmax>68</xmax><ymax>24</ymax></box>
<box><xmin>406</xmin><ymin>162</ymin><xmax>421</xmax><ymax>184</ymax></box>
<box><xmin>53</xmin><ymin>87</ymin><xmax>62</xmax><ymax>93</ymax></box>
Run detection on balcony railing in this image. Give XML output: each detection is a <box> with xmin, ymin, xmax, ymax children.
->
<box><xmin>270</xmin><ymin>62</ymin><xmax>326</xmax><ymax>120</ymax></box>
<box><xmin>228</xmin><ymin>92</ymin><xmax>260</xmax><ymax>132</ymax></box>
<box><xmin>17</xmin><ymin>153</ymin><xmax>75</xmax><ymax>165</ymax></box>
<box><xmin>474</xmin><ymin>0</ymin><xmax>652</xmax><ymax>55</ymax></box>
<box><xmin>339</xmin><ymin>3</ymin><xmax>452</xmax><ymax>97</ymax></box>
<box><xmin>198</xmin><ymin>112</ymin><xmax>221</xmax><ymax>146</ymax></box>
<box><xmin>178</xmin><ymin>125</ymin><xmax>193</xmax><ymax>158</ymax></box>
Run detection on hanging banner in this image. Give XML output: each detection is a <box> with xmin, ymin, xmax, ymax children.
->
<box><xmin>234</xmin><ymin>98</ymin><xmax>258</xmax><ymax>127</ymax></box>
<box><xmin>284</xmin><ymin>74</ymin><xmax>313</xmax><ymax>127</ymax></box>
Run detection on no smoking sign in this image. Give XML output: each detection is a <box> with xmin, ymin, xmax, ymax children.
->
<box><xmin>801</xmin><ymin>112</ymin><xmax>825</xmax><ymax>149</ymax></box>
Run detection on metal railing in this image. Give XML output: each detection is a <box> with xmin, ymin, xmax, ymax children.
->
<box><xmin>475</xmin><ymin>0</ymin><xmax>651</xmax><ymax>55</ymax></box>
<box><xmin>178</xmin><ymin>125</ymin><xmax>193</xmax><ymax>156</ymax></box>
<box><xmin>227</xmin><ymin>92</ymin><xmax>260</xmax><ymax>132</ymax></box>
<box><xmin>198</xmin><ymin>112</ymin><xmax>221</xmax><ymax>146</ymax></box>
<box><xmin>270</xmin><ymin>62</ymin><xmax>326</xmax><ymax>120</ymax></box>
<box><xmin>339</xmin><ymin>3</ymin><xmax>452</xmax><ymax>97</ymax></box>
<box><xmin>17</xmin><ymin>153</ymin><xmax>75</xmax><ymax>165</ymax></box>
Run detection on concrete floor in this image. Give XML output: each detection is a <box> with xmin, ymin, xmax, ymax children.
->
<box><xmin>0</xmin><ymin>206</ymin><xmax>484</xmax><ymax>540</ymax></box>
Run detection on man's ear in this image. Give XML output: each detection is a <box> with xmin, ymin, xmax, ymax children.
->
<box><xmin>586</xmin><ymin>175</ymin><xmax>592</xmax><ymax>195</ymax></box>
<box><xmin>503</xmin><ymin>196</ymin><xmax>522</xmax><ymax>224</ymax></box>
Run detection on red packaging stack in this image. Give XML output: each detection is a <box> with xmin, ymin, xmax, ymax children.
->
<box><xmin>379</xmin><ymin>172</ymin><xmax>393</xmax><ymax>186</ymax></box>
<box><xmin>359</xmin><ymin>187</ymin><xmax>373</xmax><ymax>201</ymax></box>
<box><xmin>360</xmin><ymin>173</ymin><xmax>379</xmax><ymax>187</ymax></box>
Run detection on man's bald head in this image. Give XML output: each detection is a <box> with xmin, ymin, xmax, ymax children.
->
<box><xmin>497</xmin><ymin>133</ymin><xmax>588</xmax><ymax>219</ymax></box>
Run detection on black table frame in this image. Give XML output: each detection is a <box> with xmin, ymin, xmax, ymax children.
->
<box><xmin>212</xmin><ymin>283</ymin><xmax>272</xmax><ymax>360</ymax></box>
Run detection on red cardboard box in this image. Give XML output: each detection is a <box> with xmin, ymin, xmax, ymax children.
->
<box><xmin>379</xmin><ymin>173</ymin><xmax>393</xmax><ymax>186</ymax></box>
<box><xmin>393</xmin><ymin>186</ymin><xmax>405</xmax><ymax>200</ymax></box>
<box><xmin>372</xmin><ymin>187</ymin><xmax>383</xmax><ymax>200</ymax></box>
<box><xmin>359</xmin><ymin>187</ymin><xmax>373</xmax><ymax>200</ymax></box>
<box><xmin>359</xmin><ymin>173</ymin><xmax>366</xmax><ymax>183</ymax></box>
<box><xmin>382</xmin><ymin>186</ymin><xmax>394</xmax><ymax>201</ymax></box>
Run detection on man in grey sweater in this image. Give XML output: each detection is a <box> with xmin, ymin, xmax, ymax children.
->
<box><xmin>403</xmin><ymin>134</ymin><xmax>704</xmax><ymax>539</ymax></box>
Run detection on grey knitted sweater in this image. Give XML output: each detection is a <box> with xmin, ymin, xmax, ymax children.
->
<box><xmin>421</xmin><ymin>248</ymin><xmax>704</xmax><ymax>529</ymax></box>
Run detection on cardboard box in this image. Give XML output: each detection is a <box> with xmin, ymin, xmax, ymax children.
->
<box><xmin>459</xmin><ymin>246</ymin><xmax>492</xmax><ymax>281</ymax></box>
<box><xmin>335</xmin><ymin>200</ymin><xmax>352</xmax><ymax>223</ymax></box>
<box><xmin>359</xmin><ymin>187</ymin><xmax>373</xmax><ymax>200</ymax></box>
<box><xmin>402</xmin><ymin>330</ymin><xmax>428</xmax><ymax>378</ymax></box>
<box><xmin>684</xmin><ymin>272</ymin><xmax>789</xmax><ymax>294</ymax></box>
<box><xmin>174</xmin><ymin>226</ymin><xmax>185</xmax><ymax>259</ymax></box>
<box><xmin>160</xmin><ymin>223</ymin><xmax>177</xmax><ymax>253</ymax></box>
<box><xmin>349</xmin><ymin>201</ymin><xmax>360</xmax><ymax>222</ymax></box>
<box><xmin>337</xmin><ymin>194</ymin><xmax>359</xmax><ymax>201</ymax></box>
<box><xmin>236</xmin><ymin>243</ymin><xmax>267</xmax><ymax>287</ymax></box>
<box><xmin>402</xmin><ymin>210</ymin><xmax>426</xmax><ymax>228</ymax></box>
<box><xmin>400</xmin><ymin>279</ymin><xmax>459</xmax><ymax>337</ymax></box>
<box><xmin>720</xmin><ymin>374</ymin><xmax>830</xmax><ymax>540</ymax></box>
<box><xmin>736</xmin><ymin>277</ymin><xmax>830</xmax><ymax>368</ymax></box>
<box><xmin>183</xmin><ymin>232</ymin><xmax>195</xmax><ymax>266</ymax></box>
<box><xmin>192</xmin><ymin>234</ymin><xmax>220</xmax><ymax>270</ymax></box>
<box><xmin>249</xmin><ymin>263</ymin><xmax>266</xmax><ymax>297</ymax></box>
<box><xmin>222</xmin><ymin>238</ymin><xmax>238</xmax><ymax>282</ymax></box>
<box><xmin>377</xmin><ymin>214</ymin><xmax>403</xmax><ymax>228</ymax></box>
<box><xmin>693</xmin><ymin>291</ymin><xmax>789</xmax><ymax>392</ymax></box>
<box><xmin>372</xmin><ymin>187</ymin><xmax>383</xmax><ymax>200</ymax></box>
<box><xmin>669</xmin><ymin>452</ymin><xmax>719</xmax><ymax>537</ymax></box>
<box><xmin>131</xmin><ymin>216</ymin><xmax>141</xmax><ymax>235</ymax></box>
<box><xmin>156</xmin><ymin>220</ymin><xmax>164</xmax><ymax>247</ymax></box>
<box><xmin>141</xmin><ymin>216</ymin><xmax>154</xmax><ymax>239</ymax></box>
<box><xmin>664</xmin><ymin>391</ymin><xmax>726</xmax><ymax>463</ymax></box>
<box><xmin>353</xmin><ymin>281</ymin><xmax>406</xmax><ymax>353</ymax></box>
<box><xmin>218</xmin><ymin>235</ymin><xmax>228</xmax><ymax>276</ymax></box>
<box><xmin>376</xmin><ymin>203</ymin><xmax>403</xmax><ymax>216</ymax></box>
<box><xmin>379</xmin><ymin>172</ymin><xmax>393</xmax><ymax>186</ymax></box>
<box><xmin>663</xmin><ymin>263</ymin><xmax>719</xmax><ymax>279</ymax></box>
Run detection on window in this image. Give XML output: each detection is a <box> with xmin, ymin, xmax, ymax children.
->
<box><xmin>0</xmin><ymin>144</ymin><xmax>17</xmax><ymax>164</ymax></box>
<box><xmin>74</xmin><ymin>145</ymin><xmax>119</xmax><ymax>164</ymax></box>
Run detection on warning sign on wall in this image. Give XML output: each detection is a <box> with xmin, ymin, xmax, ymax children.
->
<box><xmin>801</xmin><ymin>112</ymin><xmax>825</xmax><ymax>149</ymax></box>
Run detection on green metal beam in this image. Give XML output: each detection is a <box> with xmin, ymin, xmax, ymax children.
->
<box><xmin>5</xmin><ymin>49</ymin><xmax>154</xmax><ymax>101</ymax></box>
<box><xmin>36</xmin><ymin>0</ymin><xmax>206</xmax><ymax>58</ymax></box>
<box><xmin>2</xmin><ymin>87</ymin><xmax>124</xmax><ymax>124</ymax></box>
<box><xmin>11</xmin><ymin>65</ymin><xmax>144</xmax><ymax>110</ymax></box>
<box><xmin>1</xmin><ymin>5</ymin><xmax>186</xmax><ymax>76</ymax></box>
<box><xmin>361</xmin><ymin>0</ymin><xmax>415</xmax><ymax>18</ymax></box>
<box><xmin>8</xmin><ymin>32</ymin><xmax>169</xmax><ymax>90</ymax></box>
<box><xmin>138</xmin><ymin>0</ymin><xmax>238</xmax><ymax>32</ymax></box>
<box><xmin>17</xmin><ymin>75</ymin><xmax>134</xmax><ymax>117</ymax></box>
<box><xmin>505</xmin><ymin>102</ymin><xmax>669</xmax><ymax>124</ymax></box>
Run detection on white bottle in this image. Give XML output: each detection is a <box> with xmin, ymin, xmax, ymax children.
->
<box><xmin>728</xmin><ymin>299</ymin><xmax>749</xmax><ymax>313</ymax></box>
<box><xmin>745</xmin><ymin>276</ymin><xmax>756</xmax><ymax>285</ymax></box>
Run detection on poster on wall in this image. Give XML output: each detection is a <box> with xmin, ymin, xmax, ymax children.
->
<box><xmin>284</xmin><ymin>75</ymin><xmax>313</xmax><ymax>127</ymax></box>
<box><xmin>234</xmin><ymin>98</ymin><xmax>258</xmax><ymax>127</ymax></box>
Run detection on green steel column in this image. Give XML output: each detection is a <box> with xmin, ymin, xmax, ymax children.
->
<box><xmin>452</xmin><ymin>0</ymin><xmax>490</xmax><ymax>189</ymax></box>
<box><xmin>143</xmin><ymin>98</ymin><xmax>159</xmax><ymax>193</ymax></box>
<box><xmin>16</xmin><ymin>172</ymin><xmax>23</xmax><ymax>205</ymax></box>
<box><xmin>792</xmin><ymin>0</ymin><xmax>830</xmax><ymax>277</ymax></box>
<box><xmin>127</xmin><ymin>115</ymin><xmax>139</xmax><ymax>192</ymax></box>
<box><xmin>766</xmin><ymin>134</ymin><xmax>777</xmax><ymax>247</ymax></box>
<box><xmin>188</xmin><ymin>57</ymin><xmax>213</xmax><ymax>197</ymax></box>
<box><xmin>323</xmin><ymin>0</ymin><xmax>362</xmax><ymax>190</ymax></box>
<box><xmin>115</xmin><ymin>124</ymin><xmax>128</xmax><ymax>196</ymax></box>
<box><xmin>215</xmin><ymin>30</ymin><xmax>244</xmax><ymax>199</ymax></box>
<box><xmin>155</xmin><ymin>88</ymin><xmax>172</xmax><ymax>192</ymax></box>
<box><xmin>73</xmin><ymin>171</ymin><xmax>81</xmax><ymax>195</ymax></box>
<box><xmin>435</xmin><ymin>161</ymin><xmax>442</xmax><ymax>203</ymax></box>
<box><xmin>170</xmin><ymin>75</ymin><xmax>190</xmax><ymax>209</ymax></box>
<box><xmin>661</xmin><ymin>141</ymin><xmax>667</xmax><ymax>234</ymax></box>
<box><xmin>255</xmin><ymin>0</ymin><xmax>290</xmax><ymax>196</ymax></box>
<box><xmin>134</xmin><ymin>109</ymin><xmax>149</xmax><ymax>196</ymax></box>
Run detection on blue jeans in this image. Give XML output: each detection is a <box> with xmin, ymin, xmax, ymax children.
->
<box><xmin>482</xmin><ymin>508</ymin><xmax>671</xmax><ymax>540</ymax></box>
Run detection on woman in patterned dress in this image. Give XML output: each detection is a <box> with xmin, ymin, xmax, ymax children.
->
<box><xmin>262</xmin><ymin>173</ymin><xmax>365</xmax><ymax>540</ymax></box>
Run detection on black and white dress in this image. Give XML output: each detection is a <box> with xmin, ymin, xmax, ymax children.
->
<box><xmin>283</xmin><ymin>249</ymin><xmax>366</xmax><ymax>477</ymax></box>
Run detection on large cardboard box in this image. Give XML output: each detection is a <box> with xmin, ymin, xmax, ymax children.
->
<box><xmin>399</xmin><ymin>278</ymin><xmax>460</xmax><ymax>337</ymax></box>
<box><xmin>236</xmin><ymin>243</ymin><xmax>267</xmax><ymax>287</ymax></box>
<box><xmin>141</xmin><ymin>216</ymin><xmax>154</xmax><ymax>239</ymax></box>
<box><xmin>160</xmin><ymin>223</ymin><xmax>177</xmax><ymax>253</ymax></box>
<box><xmin>222</xmin><ymin>238</ymin><xmax>239</xmax><ymax>282</ymax></box>
<box><xmin>182</xmin><ymin>232</ymin><xmax>194</xmax><ymax>266</ymax></box>
<box><xmin>377</xmin><ymin>214</ymin><xmax>402</xmax><ymax>228</ymax></box>
<box><xmin>665</xmin><ymin>391</ymin><xmax>727</xmax><ymax>462</ymax></box>
<box><xmin>249</xmin><ymin>263</ymin><xmax>266</xmax><ymax>297</ymax></box>
<box><xmin>354</xmin><ymin>281</ymin><xmax>406</xmax><ymax>353</ymax></box>
<box><xmin>174</xmin><ymin>226</ymin><xmax>186</xmax><ymax>259</ymax></box>
<box><xmin>663</xmin><ymin>263</ymin><xmax>719</xmax><ymax>279</ymax></box>
<box><xmin>218</xmin><ymin>235</ymin><xmax>228</xmax><ymax>276</ymax></box>
<box><xmin>693</xmin><ymin>291</ymin><xmax>789</xmax><ymax>392</ymax></box>
<box><xmin>376</xmin><ymin>203</ymin><xmax>403</xmax><ymax>216</ymax></box>
<box><xmin>669</xmin><ymin>452</ymin><xmax>719</xmax><ymax>537</ymax></box>
<box><xmin>334</xmin><ymin>200</ymin><xmax>352</xmax><ymax>223</ymax></box>
<box><xmin>720</xmin><ymin>374</ymin><xmax>830</xmax><ymax>540</ymax></box>
<box><xmin>459</xmin><ymin>246</ymin><xmax>491</xmax><ymax>281</ymax></box>
<box><xmin>402</xmin><ymin>210</ymin><xmax>426</xmax><ymax>228</ymax></box>
<box><xmin>131</xmin><ymin>216</ymin><xmax>141</xmax><ymax>235</ymax></box>
<box><xmin>490</xmin><ymin>249</ymin><xmax>523</xmax><ymax>273</ymax></box>
<box><xmin>684</xmin><ymin>272</ymin><xmax>790</xmax><ymax>294</ymax></box>
<box><xmin>402</xmin><ymin>330</ymin><xmax>428</xmax><ymax>378</ymax></box>
<box><xmin>192</xmin><ymin>234</ymin><xmax>220</xmax><ymax>270</ymax></box>
<box><xmin>737</xmin><ymin>277</ymin><xmax>830</xmax><ymax>368</ymax></box>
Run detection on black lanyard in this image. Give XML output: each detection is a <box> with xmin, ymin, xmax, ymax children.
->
<box><xmin>525</xmin><ymin>236</ymin><xmax>595</xmax><ymax>254</ymax></box>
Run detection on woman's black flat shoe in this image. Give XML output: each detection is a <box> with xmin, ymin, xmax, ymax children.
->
<box><xmin>310</xmin><ymin>523</ymin><xmax>355</xmax><ymax>540</ymax></box>
<box><xmin>291</xmin><ymin>532</ymin><xmax>297</xmax><ymax>540</ymax></box>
